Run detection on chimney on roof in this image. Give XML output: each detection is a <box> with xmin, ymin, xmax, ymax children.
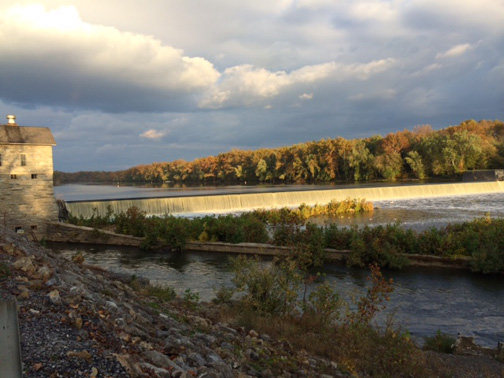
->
<box><xmin>6</xmin><ymin>115</ymin><xmax>17</xmax><ymax>126</ymax></box>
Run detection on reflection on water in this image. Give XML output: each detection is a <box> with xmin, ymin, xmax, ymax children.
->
<box><xmin>49</xmin><ymin>243</ymin><xmax>504</xmax><ymax>348</ymax></box>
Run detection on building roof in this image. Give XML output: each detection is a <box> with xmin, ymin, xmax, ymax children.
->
<box><xmin>0</xmin><ymin>126</ymin><xmax>56</xmax><ymax>146</ymax></box>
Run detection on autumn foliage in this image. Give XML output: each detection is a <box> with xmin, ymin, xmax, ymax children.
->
<box><xmin>55</xmin><ymin>119</ymin><xmax>504</xmax><ymax>184</ymax></box>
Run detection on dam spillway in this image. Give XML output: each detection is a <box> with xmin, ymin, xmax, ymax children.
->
<box><xmin>64</xmin><ymin>181</ymin><xmax>504</xmax><ymax>219</ymax></box>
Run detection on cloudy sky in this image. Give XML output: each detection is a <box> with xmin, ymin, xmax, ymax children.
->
<box><xmin>1</xmin><ymin>1</ymin><xmax>503</xmax><ymax>172</ymax></box>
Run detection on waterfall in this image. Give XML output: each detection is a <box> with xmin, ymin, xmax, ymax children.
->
<box><xmin>65</xmin><ymin>182</ymin><xmax>504</xmax><ymax>219</ymax></box>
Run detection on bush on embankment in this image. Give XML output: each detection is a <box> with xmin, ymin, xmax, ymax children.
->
<box><xmin>214</xmin><ymin>256</ymin><xmax>429</xmax><ymax>377</ymax></box>
<box><xmin>322</xmin><ymin>214</ymin><xmax>504</xmax><ymax>273</ymax></box>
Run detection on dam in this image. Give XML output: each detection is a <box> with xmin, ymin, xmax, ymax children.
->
<box><xmin>64</xmin><ymin>181</ymin><xmax>504</xmax><ymax>218</ymax></box>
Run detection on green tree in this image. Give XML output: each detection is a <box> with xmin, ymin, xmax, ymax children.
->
<box><xmin>405</xmin><ymin>151</ymin><xmax>426</xmax><ymax>179</ymax></box>
<box><xmin>375</xmin><ymin>151</ymin><xmax>403</xmax><ymax>180</ymax></box>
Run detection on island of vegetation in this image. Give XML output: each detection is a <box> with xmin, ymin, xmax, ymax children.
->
<box><xmin>67</xmin><ymin>197</ymin><xmax>504</xmax><ymax>275</ymax></box>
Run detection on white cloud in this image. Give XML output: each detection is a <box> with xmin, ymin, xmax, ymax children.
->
<box><xmin>200</xmin><ymin>58</ymin><xmax>396</xmax><ymax>108</ymax></box>
<box><xmin>436</xmin><ymin>44</ymin><xmax>472</xmax><ymax>60</ymax></box>
<box><xmin>0</xmin><ymin>4</ymin><xmax>220</xmax><ymax>110</ymax></box>
<box><xmin>140</xmin><ymin>129</ymin><xmax>166</xmax><ymax>140</ymax></box>
<box><xmin>347</xmin><ymin>1</ymin><xmax>398</xmax><ymax>24</ymax></box>
<box><xmin>299</xmin><ymin>93</ymin><xmax>313</xmax><ymax>100</ymax></box>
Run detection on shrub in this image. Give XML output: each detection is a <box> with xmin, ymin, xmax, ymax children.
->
<box><xmin>221</xmin><ymin>259</ymin><xmax>429</xmax><ymax>377</ymax></box>
<box><xmin>114</xmin><ymin>206</ymin><xmax>147</xmax><ymax>237</ymax></box>
<box><xmin>183</xmin><ymin>288</ymin><xmax>200</xmax><ymax>309</ymax></box>
<box><xmin>302</xmin><ymin>278</ymin><xmax>341</xmax><ymax>331</ymax></box>
<box><xmin>146</xmin><ymin>284</ymin><xmax>177</xmax><ymax>302</ymax></box>
<box><xmin>423</xmin><ymin>330</ymin><xmax>456</xmax><ymax>354</ymax></box>
<box><xmin>157</xmin><ymin>216</ymin><xmax>191</xmax><ymax>251</ymax></box>
<box><xmin>230</xmin><ymin>255</ymin><xmax>302</xmax><ymax>316</ymax></box>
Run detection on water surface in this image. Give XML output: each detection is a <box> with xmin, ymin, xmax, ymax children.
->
<box><xmin>49</xmin><ymin>243</ymin><xmax>504</xmax><ymax>348</ymax></box>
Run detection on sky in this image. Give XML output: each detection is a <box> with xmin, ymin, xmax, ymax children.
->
<box><xmin>1</xmin><ymin>1</ymin><xmax>503</xmax><ymax>172</ymax></box>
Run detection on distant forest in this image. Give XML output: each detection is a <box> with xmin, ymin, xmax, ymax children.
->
<box><xmin>55</xmin><ymin>119</ymin><xmax>504</xmax><ymax>185</ymax></box>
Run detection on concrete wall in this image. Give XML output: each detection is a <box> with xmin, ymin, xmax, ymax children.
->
<box><xmin>66</xmin><ymin>181</ymin><xmax>504</xmax><ymax>218</ymax></box>
<box><xmin>46</xmin><ymin>222</ymin><xmax>143</xmax><ymax>246</ymax></box>
<box><xmin>0</xmin><ymin>144</ymin><xmax>58</xmax><ymax>236</ymax></box>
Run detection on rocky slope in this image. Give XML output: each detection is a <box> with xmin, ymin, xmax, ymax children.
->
<box><xmin>0</xmin><ymin>226</ymin><xmax>346</xmax><ymax>377</ymax></box>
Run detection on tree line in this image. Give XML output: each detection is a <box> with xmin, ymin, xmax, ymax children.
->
<box><xmin>55</xmin><ymin>119</ymin><xmax>504</xmax><ymax>184</ymax></box>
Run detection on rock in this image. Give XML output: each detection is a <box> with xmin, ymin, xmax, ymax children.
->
<box><xmin>67</xmin><ymin>350</ymin><xmax>92</xmax><ymax>362</ymax></box>
<box><xmin>248</xmin><ymin>329</ymin><xmax>259</xmax><ymax>338</ymax></box>
<box><xmin>36</xmin><ymin>265</ymin><xmax>53</xmax><ymax>281</ymax></box>
<box><xmin>454</xmin><ymin>335</ymin><xmax>496</xmax><ymax>357</ymax></box>
<box><xmin>45</xmin><ymin>276</ymin><xmax>60</xmax><ymax>287</ymax></box>
<box><xmin>172</xmin><ymin>370</ymin><xmax>188</xmax><ymax>378</ymax></box>
<box><xmin>220</xmin><ymin>342</ymin><xmax>234</xmax><ymax>350</ymax></box>
<box><xmin>187</xmin><ymin>352</ymin><xmax>206</xmax><ymax>367</ymax></box>
<box><xmin>27</xmin><ymin>279</ymin><xmax>44</xmax><ymax>290</ymax></box>
<box><xmin>17</xmin><ymin>290</ymin><xmax>30</xmax><ymax>300</ymax></box>
<box><xmin>115</xmin><ymin>317</ymin><xmax>126</xmax><ymax>329</ymax></box>
<box><xmin>261</xmin><ymin>369</ymin><xmax>275</xmax><ymax>378</ymax></box>
<box><xmin>261</xmin><ymin>333</ymin><xmax>272</xmax><ymax>342</ymax></box>
<box><xmin>2</xmin><ymin>243</ymin><xmax>16</xmax><ymax>255</ymax></box>
<box><xmin>246</xmin><ymin>349</ymin><xmax>260</xmax><ymax>361</ymax></box>
<box><xmin>196</xmin><ymin>333</ymin><xmax>217</xmax><ymax>345</ymax></box>
<box><xmin>106</xmin><ymin>300</ymin><xmax>118</xmax><ymax>312</ymax></box>
<box><xmin>47</xmin><ymin>289</ymin><xmax>61</xmax><ymax>304</ymax></box>
<box><xmin>206</xmin><ymin>351</ymin><xmax>224</xmax><ymax>366</ymax></box>
<box><xmin>13</xmin><ymin>256</ymin><xmax>36</xmax><ymax>274</ymax></box>
<box><xmin>138</xmin><ymin>362</ymin><xmax>171</xmax><ymax>377</ymax></box>
<box><xmin>143</xmin><ymin>350</ymin><xmax>182</xmax><ymax>371</ymax></box>
<box><xmin>90</xmin><ymin>367</ymin><xmax>98</xmax><ymax>378</ymax></box>
<box><xmin>218</xmin><ymin>324</ymin><xmax>239</xmax><ymax>336</ymax></box>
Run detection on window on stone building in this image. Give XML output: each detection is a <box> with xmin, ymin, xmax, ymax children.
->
<box><xmin>31</xmin><ymin>225</ymin><xmax>38</xmax><ymax>231</ymax></box>
<box><xmin>0</xmin><ymin>153</ymin><xmax>2</xmax><ymax>166</ymax></box>
<box><xmin>11</xmin><ymin>174</ymin><xmax>17</xmax><ymax>179</ymax></box>
<box><xmin>31</xmin><ymin>174</ymin><xmax>38</xmax><ymax>179</ymax></box>
<box><xmin>15</xmin><ymin>226</ymin><xmax>24</xmax><ymax>234</ymax></box>
<box><xmin>20</xmin><ymin>154</ymin><xmax>26</xmax><ymax>166</ymax></box>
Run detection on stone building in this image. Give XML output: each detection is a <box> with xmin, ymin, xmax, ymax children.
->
<box><xmin>0</xmin><ymin>115</ymin><xmax>58</xmax><ymax>237</ymax></box>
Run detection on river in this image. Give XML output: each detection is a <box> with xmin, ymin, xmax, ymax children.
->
<box><xmin>52</xmin><ymin>184</ymin><xmax>504</xmax><ymax>347</ymax></box>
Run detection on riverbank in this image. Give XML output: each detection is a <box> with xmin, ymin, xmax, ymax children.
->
<box><xmin>2</xmin><ymin>225</ymin><xmax>504</xmax><ymax>376</ymax></box>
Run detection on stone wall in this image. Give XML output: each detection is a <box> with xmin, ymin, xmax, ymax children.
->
<box><xmin>0</xmin><ymin>144</ymin><xmax>58</xmax><ymax>236</ymax></box>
